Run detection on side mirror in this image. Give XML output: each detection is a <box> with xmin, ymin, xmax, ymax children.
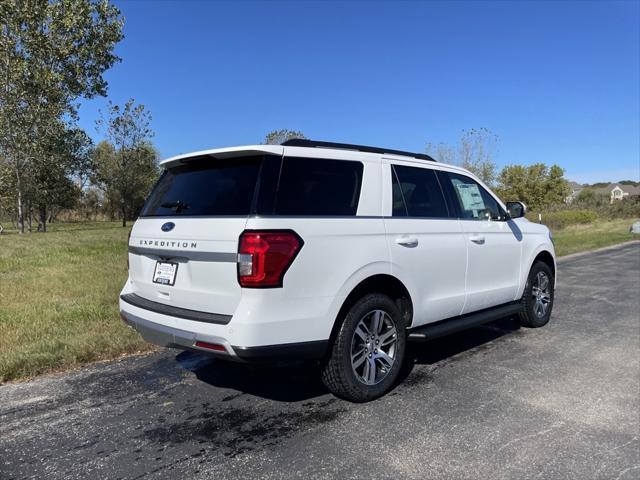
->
<box><xmin>506</xmin><ymin>201</ymin><xmax>527</xmax><ymax>219</ymax></box>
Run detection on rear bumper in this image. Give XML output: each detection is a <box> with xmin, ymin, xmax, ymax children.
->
<box><xmin>119</xmin><ymin>295</ymin><xmax>329</xmax><ymax>363</ymax></box>
<box><xmin>121</xmin><ymin>293</ymin><xmax>231</xmax><ymax>325</ymax></box>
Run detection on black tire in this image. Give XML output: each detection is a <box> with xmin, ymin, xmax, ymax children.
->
<box><xmin>519</xmin><ymin>261</ymin><xmax>554</xmax><ymax>328</ymax></box>
<box><xmin>321</xmin><ymin>293</ymin><xmax>407</xmax><ymax>402</ymax></box>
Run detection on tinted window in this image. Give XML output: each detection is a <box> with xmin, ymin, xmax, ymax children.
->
<box><xmin>272</xmin><ymin>157</ymin><xmax>363</xmax><ymax>215</ymax></box>
<box><xmin>141</xmin><ymin>157</ymin><xmax>262</xmax><ymax>216</ymax></box>
<box><xmin>391</xmin><ymin>165</ymin><xmax>449</xmax><ymax>218</ymax></box>
<box><xmin>443</xmin><ymin>172</ymin><xmax>505</xmax><ymax>221</ymax></box>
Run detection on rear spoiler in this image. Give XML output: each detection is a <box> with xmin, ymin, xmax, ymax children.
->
<box><xmin>160</xmin><ymin>145</ymin><xmax>284</xmax><ymax>169</ymax></box>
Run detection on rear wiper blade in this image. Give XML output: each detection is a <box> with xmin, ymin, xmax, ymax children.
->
<box><xmin>160</xmin><ymin>200</ymin><xmax>190</xmax><ymax>213</ymax></box>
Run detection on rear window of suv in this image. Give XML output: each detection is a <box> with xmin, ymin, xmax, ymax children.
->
<box><xmin>272</xmin><ymin>157</ymin><xmax>363</xmax><ymax>216</ymax></box>
<box><xmin>141</xmin><ymin>155</ymin><xmax>364</xmax><ymax>217</ymax></box>
<box><xmin>141</xmin><ymin>157</ymin><xmax>262</xmax><ymax>216</ymax></box>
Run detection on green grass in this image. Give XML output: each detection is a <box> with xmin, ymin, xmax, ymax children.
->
<box><xmin>0</xmin><ymin>222</ymin><xmax>152</xmax><ymax>383</ymax></box>
<box><xmin>551</xmin><ymin>218</ymin><xmax>638</xmax><ymax>257</ymax></box>
<box><xmin>0</xmin><ymin>218</ymin><xmax>637</xmax><ymax>383</ymax></box>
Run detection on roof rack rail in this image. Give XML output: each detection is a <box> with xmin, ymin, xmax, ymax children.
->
<box><xmin>281</xmin><ymin>139</ymin><xmax>436</xmax><ymax>162</ymax></box>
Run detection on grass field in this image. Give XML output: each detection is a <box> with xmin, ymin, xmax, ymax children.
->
<box><xmin>552</xmin><ymin>218</ymin><xmax>637</xmax><ymax>256</ymax></box>
<box><xmin>0</xmin><ymin>222</ymin><xmax>151</xmax><ymax>383</ymax></box>
<box><xmin>0</xmin><ymin>218</ymin><xmax>637</xmax><ymax>383</ymax></box>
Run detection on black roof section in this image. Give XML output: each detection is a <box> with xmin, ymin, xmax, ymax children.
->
<box><xmin>281</xmin><ymin>139</ymin><xmax>436</xmax><ymax>162</ymax></box>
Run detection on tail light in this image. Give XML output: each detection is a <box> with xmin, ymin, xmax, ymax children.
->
<box><xmin>237</xmin><ymin>230</ymin><xmax>303</xmax><ymax>288</ymax></box>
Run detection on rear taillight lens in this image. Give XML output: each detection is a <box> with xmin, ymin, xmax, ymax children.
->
<box><xmin>237</xmin><ymin>230</ymin><xmax>303</xmax><ymax>288</ymax></box>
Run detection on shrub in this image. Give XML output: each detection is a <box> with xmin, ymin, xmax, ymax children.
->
<box><xmin>602</xmin><ymin>196</ymin><xmax>640</xmax><ymax>219</ymax></box>
<box><xmin>528</xmin><ymin>209</ymin><xmax>598</xmax><ymax>230</ymax></box>
<box><xmin>525</xmin><ymin>195</ymin><xmax>640</xmax><ymax>230</ymax></box>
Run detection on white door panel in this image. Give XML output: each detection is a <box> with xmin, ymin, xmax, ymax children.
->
<box><xmin>436</xmin><ymin>170</ymin><xmax>523</xmax><ymax>315</ymax></box>
<box><xmin>386</xmin><ymin>219</ymin><xmax>467</xmax><ymax>326</ymax></box>
<box><xmin>460</xmin><ymin>219</ymin><xmax>522</xmax><ymax>313</ymax></box>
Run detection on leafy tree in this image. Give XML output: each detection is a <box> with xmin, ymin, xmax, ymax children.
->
<box><xmin>0</xmin><ymin>0</ymin><xmax>123</xmax><ymax>233</ymax></box>
<box><xmin>496</xmin><ymin>163</ymin><xmax>570</xmax><ymax>210</ymax></box>
<box><xmin>92</xmin><ymin>100</ymin><xmax>159</xmax><ymax>227</ymax></box>
<box><xmin>30</xmin><ymin>126</ymin><xmax>93</xmax><ymax>231</ymax></box>
<box><xmin>0</xmin><ymin>154</ymin><xmax>14</xmax><ymax>225</ymax></box>
<box><xmin>573</xmin><ymin>188</ymin><xmax>609</xmax><ymax>208</ymax></box>
<box><xmin>546</xmin><ymin>165</ymin><xmax>571</xmax><ymax>206</ymax></box>
<box><xmin>427</xmin><ymin>128</ymin><xmax>498</xmax><ymax>186</ymax></box>
<box><xmin>79</xmin><ymin>187</ymin><xmax>104</xmax><ymax>220</ymax></box>
<box><xmin>263</xmin><ymin>129</ymin><xmax>306</xmax><ymax>145</ymax></box>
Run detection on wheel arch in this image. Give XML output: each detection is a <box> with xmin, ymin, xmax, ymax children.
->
<box><xmin>533</xmin><ymin>250</ymin><xmax>556</xmax><ymax>277</ymax></box>
<box><xmin>326</xmin><ymin>274</ymin><xmax>413</xmax><ymax>355</ymax></box>
<box><xmin>516</xmin><ymin>245</ymin><xmax>557</xmax><ymax>299</ymax></box>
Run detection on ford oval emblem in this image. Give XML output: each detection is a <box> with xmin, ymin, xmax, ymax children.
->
<box><xmin>161</xmin><ymin>222</ymin><xmax>175</xmax><ymax>232</ymax></box>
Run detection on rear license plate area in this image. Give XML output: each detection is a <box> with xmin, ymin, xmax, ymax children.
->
<box><xmin>153</xmin><ymin>261</ymin><xmax>178</xmax><ymax>286</ymax></box>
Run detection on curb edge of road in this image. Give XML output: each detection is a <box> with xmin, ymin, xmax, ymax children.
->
<box><xmin>557</xmin><ymin>239</ymin><xmax>640</xmax><ymax>264</ymax></box>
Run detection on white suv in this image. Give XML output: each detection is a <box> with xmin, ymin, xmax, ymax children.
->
<box><xmin>120</xmin><ymin>139</ymin><xmax>556</xmax><ymax>402</ymax></box>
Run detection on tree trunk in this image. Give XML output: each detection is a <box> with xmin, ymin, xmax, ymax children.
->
<box><xmin>38</xmin><ymin>205</ymin><xmax>47</xmax><ymax>232</ymax></box>
<box><xmin>16</xmin><ymin>188</ymin><xmax>24</xmax><ymax>234</ymax></box>
<box><xmin>121</xmin><ymin>205</ymin><xmax>127</xmax><ymax>227</ymax></box>
<box><xmin>27</xmin><ymin>200</ymin><xmax>32</xmax><ymax>233</ymax></box>
<box><xmin>130</xmin><ymin>200</ymin><xmax>136</xmax><ymax>223</ymax></box>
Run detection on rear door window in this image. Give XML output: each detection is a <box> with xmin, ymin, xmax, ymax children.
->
<box><xmin>141</xmin><ymin>156</ymin><xmax>263</xmax><ymax>216</ymax></box>
<box><xmin>391</xmin><ymin>165</ymin><xmax>449</xmax><ymax>218</ymax></box>
<box><xmin>272</xmin><ymin>157</ymin><xmax>363</xmax><ymax>216</ymax></box>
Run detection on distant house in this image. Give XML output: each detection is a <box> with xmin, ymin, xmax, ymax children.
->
<box><xmin>593</xmin><ymin>183</ymin><xmax>640</xmax><ymax>204</ymax></box>
<box><xmin>565</xmin><ymin>181</ymin><xmax>583</xmax><ymax>203</ymax></box>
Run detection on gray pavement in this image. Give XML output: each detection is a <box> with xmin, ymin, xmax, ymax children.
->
<box><xmin>1</xmin><ymin>242</ymin><xmax>639</xmax><ymax>480</ymax></box>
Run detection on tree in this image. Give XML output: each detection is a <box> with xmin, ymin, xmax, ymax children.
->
<box><xmin>573</xmin><ymin>188</ymin><xmax>609</xmax><ymax>208</ymax></box>
<box><xmin>263</xmin><ymin>129</ymin><xmax>306</xmax><ymax>145</ymax></box>
<box><xmin>79</xmin><ymin>187</ymin><xmax>104</xmax><ymax>220</ymax></box>
<box><xmin>30</xmin><ymin>126</ymin><xmax>92</xmax><ymax>231</ymax></box>
<box><xmin>0</xmin><ymin>154</ymin><xmax>14</xmax><ymax>224</ymax></box>
<box><xmin>496</xmin><ymin>163</ymin><xmax>570</xmax><ymax>210</ymax></box>
<box><xmin>0</xmin><ymin>0</ymin><xmax>123</xmax><ymax>233</ymax></box>
<box><xmin>426</xmin><ymin>128</ymin><xmax>498</xmax><ymax>186</ymax></box>
<box><xmin>424</xmin><ymin>142</ymin><xmax>456</xmax><ymax>165</ymax></box>
<box><xmin>92</xmin><ymin>99</ymin><xmax>159</xmax><ymax>227</ymax></box>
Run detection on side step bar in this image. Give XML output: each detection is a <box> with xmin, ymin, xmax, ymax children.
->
<box><xmin>408</xmin><ymin>302</ymin><xmax>524</xmax><ymax>342</ymax></box>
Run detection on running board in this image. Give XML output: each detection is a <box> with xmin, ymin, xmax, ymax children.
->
<box><xmin>408</xmin><ymin>302</ymin><xmax>524</xmax><ymax>342</ymax></box>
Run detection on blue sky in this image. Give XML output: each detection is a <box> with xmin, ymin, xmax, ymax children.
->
<box><xmin>78</xmin><ymin>0</ymin><xmax>640</xmax><ymax>184</ymax></box>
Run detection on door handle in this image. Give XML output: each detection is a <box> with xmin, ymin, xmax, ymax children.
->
<box><xmin>395</xmin><ymin>236</ymin><xmax>419</xmax><ymax>248</ymax></box>
<box><xmin>469</xmin><ymin>234</ymin><xmax>485</xmax><ymax>245</ymax></box>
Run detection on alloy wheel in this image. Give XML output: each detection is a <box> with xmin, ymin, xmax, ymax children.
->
<box><xmin>350</xmin><ymin>310</ymin><xmax>398</xmax><ymax>385</ymax></box>
<box><xmin>531</xmin><ymin>271</ymin><xmax>551</xmax><ymax>318</ymax></box>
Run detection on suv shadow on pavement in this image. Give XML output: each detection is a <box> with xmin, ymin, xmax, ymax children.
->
<box><xmin>177</xmin><ymin>316</ymin><xmax>521</xmax><ymax>403</ymax></box>
<box><xmin>176</xmin><ymin>351</ymin><xmax>329</xmax><ymax>402</ymax></box>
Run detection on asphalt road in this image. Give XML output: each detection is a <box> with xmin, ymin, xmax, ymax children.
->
<box><xmin>1</xmin><ymin>242</ymin><xmax>639</xmax><ymax>480</ymax></box>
